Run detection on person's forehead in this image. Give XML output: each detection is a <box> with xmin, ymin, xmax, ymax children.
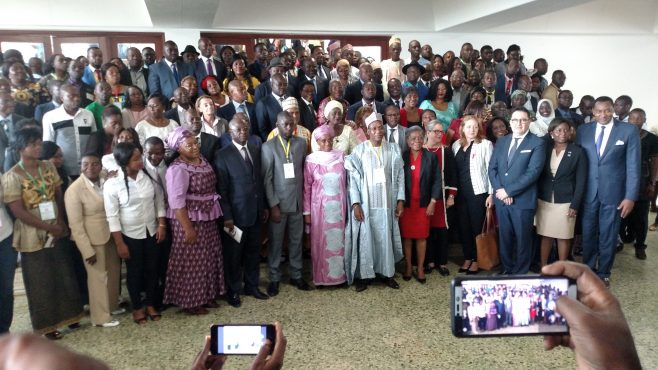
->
<box><xmin>511</xmin><ymin>111</ymin><xmax>529</xmax><ymax>119</ymax></box>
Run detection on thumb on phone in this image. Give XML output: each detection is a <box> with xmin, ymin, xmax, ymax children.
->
<box><xmin>250</xmin><ymin>340</ymin><xmax>272</xmax><ymax>370</ymax></box>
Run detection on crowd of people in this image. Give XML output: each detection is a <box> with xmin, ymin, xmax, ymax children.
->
<box><xmin>0</xmin><ymin>35</ymin><xmax>652</xmax><ymax>345</ymax></box>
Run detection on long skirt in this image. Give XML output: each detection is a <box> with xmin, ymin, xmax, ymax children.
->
<box><xmin>21</xmin><ymin>241</ymin><xmax>84</xmax><ymax>334</ymax></box>
<box><xmin>164</xmin><ymin>219</ymin><xmax>225</xmax><ymax>308</ymax></box>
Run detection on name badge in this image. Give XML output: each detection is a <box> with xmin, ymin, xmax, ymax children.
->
<box><xmin>38</xmin><ymin>201</ymin><xmax>56</xmax><ymax>221</ymax></box>
<box><xmin>283</xmin><ymin>162</ymin><xmax>295</xmax><ymax>179</ymax></box>
<box><xmin>374</xmin><ymin>167</ymin><xmax>386</xmax><ymax>184</ymax></box>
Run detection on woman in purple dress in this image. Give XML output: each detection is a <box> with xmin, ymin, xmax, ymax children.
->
<box><xmin>303</xmin><ymin>125</ymin><xmax>347</xmax><ymax>286</ymax></box>
<box><xmin>164</xmin><ymin>127</ymin><xmax>225</xmax><ymax>315</ymax></box>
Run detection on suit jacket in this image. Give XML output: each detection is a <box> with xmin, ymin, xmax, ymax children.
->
<box><xmin>555</xmin><ymin>109</ymin><xmax>584</xmax><ymax>128</ymax></box>
<box><xmin>214</xmin><ymin>142</ymin><xmax>265</xmax><ymax>227</ymax></box>
<box><xmin>343</xmin><ymin>80</ymin><xmax>385</xmax><ymax>105</ymax></box>
<box><xmin>164</xmin><ymin>107</ymin><xmax>181</xmax><ymax>124</ymax></box>
<box><xmin>488</xmin><ymin>132</ymin><xmax>546</xmax><ymax>210</ymax></box>
<box><xmin>127</xmin><ymin>67</ymin><xmax>149</xmax><ymax>95</ymax></box>
<box><xmin>261</xmin><ymin>136</ymin><xmax>307</xmax><ymax>213</ymax></box>
<box><xmin>293</xmin><ymin>73</ymin><xmax>329</xmax><ymax>105</ymax></box>
<box><xmin>200</xmin><ymin>132</ymin><xmax>220</xmax><ymax>163</ymax></box>
<box><xmin>82</xmin><ymin>66</ymin><xmax>100</xmax><ymax>88</ymax></box>
<box><xmin>1</xmin><ymin>113</ymin><xmax>27</xmax><ymax>172</ymax></box>
<box><xmin>386</xmin><ymin>124</ymin><xmax>408</xmax><ymax>154</ymax></box>
<box><xmin>298</xmin><ymin>99</ymin><xmax>317</xmax><ymax>131</ymax></box>
<box><xmin>248</xmin><ymin>61</ymin><xmax>269</xmax><ymax>82</ymax></box>
<box><xmin>346</xmin><ymin>100</ymin><xmax>386</xmax><ymax>121</ymax></box>
<box><xmin>316</xmin><ymin>64</ymin><xmax>331</xmax><ymax>81</ymax></box>
<box><xmin>383</xmin><ymin>97</ymin><xmax>404</xmax><ymax>110</ymax></box>
<box><xmin>147</xmin><ymin>59</ymin><xmax>194</xmax><ymax>100</ymax></box>
<box><xmin>255</xmin><ymin>95</ymin><xmax>283</xmax><ymax>142</ymax></box>
<box><xmin>537</xmin><ymin>142</ymin><xmax>587</xmax><ymax>209</ymax></box>
<box><xmin>575</xmin><ymin>119</ymin><xmax>641</xmax><ymax>205</ymax></box>
<box><xmin>402</xmin><ymin>149</ymin><xmax>442</xmax><ymax>208</ymax></box>
<box><xmin>194</xmin><ymin>58</ymin><xmax>228</xmax><ymax>96</ymax></box>
<box><xmin>253</xmin><ymin>79</ymin><xmax>296</xmax><ymax>103</ymax></box>
<box><xmin>495</xmin><ymin>73</ymin><xmax>520</xmax><ymax>107</ymax></box>
<box><xmin>217</xmin><ymin>101</ymin><xmax>258</xmax><ymax>133</ymax></box>
<box><xmin>34</xmin><ymin>102</ymin><xmax>57</xmax><ymax>126</ymax></box>
<box><xmin>64</xmin><ymin>175</ymin><xmax>112</xmax><ymax>259</ymax></box>
<box><xmin>451</xmin><ymin>87</ymin><xmax>470</xmax><ymax>116</ymax></box>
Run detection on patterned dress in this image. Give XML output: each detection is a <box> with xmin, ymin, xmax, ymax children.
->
<box><xmin>164</xmin><ymin>158</ymin><xmax>225</xmax><ymax>308</ymax></box>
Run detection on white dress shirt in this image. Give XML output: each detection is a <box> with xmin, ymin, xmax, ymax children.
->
<box><xmin>103</xmin><ymin>170</ymin><xmax>165</xmax><ymax>239</ymax></box>
<box><xmin>508</xmin><ymin>130</ymin><xmax>530</xmax><ymax>156</ymax></box>
<box><xmin>233</xmin><ymin>140</ymin><xmax>253</xmax><ymax>163</ymax></box>
<box><xmin>595</xmin><ymin>121</ymin><xmax>614</xmax><ymax>157</ymax></box>
<box><xmin>386</xmin><ymin>125</ymin><xmax>399</xmax><ymax>145</ymax></box>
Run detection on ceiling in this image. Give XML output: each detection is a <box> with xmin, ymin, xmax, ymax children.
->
<box><xmin>1</xmin><ymin>0</ymin><xmax>657</xmax><ymax>34</ymax></box>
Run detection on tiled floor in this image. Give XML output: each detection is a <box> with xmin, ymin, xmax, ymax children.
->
<box><xmin>9</xmin><ymin>231</ymin><xmax>658</xmax><ymax>369</ymax></box>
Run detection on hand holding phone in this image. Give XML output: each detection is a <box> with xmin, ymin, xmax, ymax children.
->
<box><xmin>210</xmin><ymin>324</ymin><xmax>276</xmax><ymax>355</ymax></box>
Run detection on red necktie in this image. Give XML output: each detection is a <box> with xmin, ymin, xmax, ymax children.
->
<box><xmin>505</xmin><ymin>78</ymin><xmax>512</xmax><ymax>96</ymax></box>
<box><xmin>95</xmin><ymin>69</ymin><xmax>102</xmax><ymax>83</ymax></box>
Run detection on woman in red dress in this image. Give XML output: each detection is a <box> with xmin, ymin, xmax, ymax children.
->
<box><xmin>399</xmin><ymin>126</ymin><xmax>442</xmax><ymax>283</ymax></box>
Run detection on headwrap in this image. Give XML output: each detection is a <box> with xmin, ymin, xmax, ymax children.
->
<box><xmin>313</xmin><ymin>124</ymin><xmax>335</xmax><ymax>141</ymax></box>
<box><xmin>323</xmin><ymin>100</ymin><xmax>343</xmax><ymax>119</ymax></box>
<box><xmin>282</xmin><ymin>97</ymin><xmax>299</xmax><ymax>112</ymax></box>
<box><xmin>389</xmin><ymin>36</ymin><xmax>402</xmax><ymax>46</ymax></box>
<box><xmin>364</xmin><ymin>112</ymin><xmax>383</xmax><ymax>128</ymax></box>
<box><xmin>167</xmin><ymin>126</ymin><xmax>194</xmax><ymax>152</ymax></box>
<box><xmin>510</xmin><ymin>89</ymin><xmax>527</xmax><ymax>103</ymax></box>
<box><xmin>201</xmin><ymin>75</ymin><xmax>219</xmax><ymax>93</ymax></box>
<box><xmin>537</xmin><ymin>98</ymin><xmax>555</xmax><ymax>126</ymax></box>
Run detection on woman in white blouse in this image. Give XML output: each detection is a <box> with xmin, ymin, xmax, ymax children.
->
<box><xmin>103</xmin><ymin>141</ymin><xmax>166</xmax><ymax>325</ymax></box>
<box><xmin>451</xmin><ymin>115</ymin><xmax>494</xmax><ymax>275</ymax></box>
<box><xmin>195</xmin><ymin>95</ymin><xmax>228</xmax><ymax>137</ymax></box>
<box><xmin>135</xmin><ymin>94</ymin><xmax>179</xmax><ymax>146</ymax></box>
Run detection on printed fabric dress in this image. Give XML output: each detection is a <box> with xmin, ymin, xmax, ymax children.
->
<box><xmin>164</xmin><ymin>157</ymin><xmax>225</xmax><ymax>308</ymax></box>
<box><xmin>303</xmin><ymin>150</ymin><xmax>347</xmax><ymax>285</ymax></box>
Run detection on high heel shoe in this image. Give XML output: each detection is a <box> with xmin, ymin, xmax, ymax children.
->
<box><xmin>459</xmin><ymin>261</ymin><xmax>473</xmax><ymax>273</ymax></box>
<box><xmin>403</xmin><ymin>274</ymin><xmax>412</xmax><ymax>281</ymax></box>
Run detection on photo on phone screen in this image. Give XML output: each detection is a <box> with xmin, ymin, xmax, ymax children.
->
<box><xmin>451</xmin><ymin>276</ymin><xmax>576</xmax><ymax>337</ymax></box>
<box><xmin>210</xmin><ymin>324</ymin><xmax>275</xmax><ymax>355</ymax></box>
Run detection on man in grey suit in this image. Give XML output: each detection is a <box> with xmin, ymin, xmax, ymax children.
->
<box><xmin>147</xmin><ymin>40</ymin><xmax>193</xmax><ymax>101</ymax></box>
<box><xmin>384</xmin><ymin>105</ymin><xmax>407</xmax><ymax>153</ymax></box>
<box><xmin>261</xmin><ymin>111</ymin><xmax>310</xmax><ymax>296</ymax></box>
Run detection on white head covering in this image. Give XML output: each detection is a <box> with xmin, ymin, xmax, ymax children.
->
<box><xmin>323</xmin><ymin>100</ymin><xmax>343</xmax><ymax>119</ymax></box>
<box><xmin>364</xmin><ymin>112</ymin><xmax>383</xmax><ymax>128</ymax></box>
<box><xmin>282</xmin><ymin>97</ymin><xmax>299</xmax><ymax>111</ymax></box>
<box><xmin>537</xmin><ymin>98</ymin><xmax>555</xmax><ymax>126</ymax></box>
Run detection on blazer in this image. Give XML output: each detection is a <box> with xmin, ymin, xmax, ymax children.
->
<box><xmin>261</xmin><ymin>136</ymin><xmax>307</xmax><ymax>213</ymax></box>
<box><xmin>488</xmin><ymin>132</ymin><xmax>546</xmax><ymax>210</ymax></box>
<box><xmin>343</xmin><ymin>80</ymin><xmax>385</xmax><ymax>105</ymax></box>
<box><xmin>575</xmin><ymin>119</ymin><xmax>641</xmax><ymax>205</ymax></box>
<box><xmin>127</xmin><ymin>67</ymin><xmax>149</xmax><ymax>95</ymax></box>
<box><xmin>555</xmin><ymin>109</ymin><xmax>584</xmax><ymax>128</ymax></box>
<box><xmin>164</xmin><ymin>107</ymin><xmax>181</xmax><ymax>124</ymax></box>
<box><xmin>64</xmin><ymin>175</ymin><xmax>112</xmax><ymax>259</ymax></box>
<box><xmin>346</xmin><ymin>100</ymin><xmax>386</xmax><ymax>121</ymax></box>
<box><xmin>219</xmin><ymin>133</ymin><xmax>262</xmax><ymax>150</ymax></box>
<box><xmin>200</xmin><ymin>132</ymin><xmax>220</xmax><ymax>163</ymax></box>
<box><xmin>293</xmin><ymin>73</ymin><xmax>329</xmax><ymax>105</ymax></box>
<box><xmin>494</xmin><ymin>72</ymin><xmax>520</xmax><ymax>106</ymax></box>
<box><xmin>248</xmin><ymin>61</ymin><xmax>269</xmax><ymax>82</ymax></box>
<box><xmin>537</xmin><ymin>142</ymin><xmax>587</xmax><ymax>209</ymax></box>
<box><xmin>255</xmin><ymin>95</ymin><xmax>283</xmax><ymax>142</ymax></box>
<box><xmin>81</xmin><ymin>65</ymin><xmax>100</xmax><ymax>88</ymax></box>
<box><xmin>316</xmin><ymin>65</ymin><xmax>332</xmax><ymax>81</ymax></box>
<box><xmin>298</xmin><ymin>99</ymin><xmax>317</xmax><ymax>131</ymax></box>
<box><xmin>34</xmin><ymin>101</ymin><xmax>57</xmax><ymax>126</ymax></box>
<box><xmin>194</xmin><ymin>58</ymin><xmax>228</xmax><ymax>96</ymax></box>
<box><xmin>402</xmin><ymin>149</ymin><xmax>442</xmax><ymax>208</ymax></box>
<box><xmin>386</xmin><ymin>124</ymin><xmax>408</xmax><ymax>154</ymax></box>
<box><xmin>451</xmin><ymin>86</ymin><xmax>470</xmax><ymax>116</ymax></box>
<box><xmin>147</xmin><ymin>59</ymin><xmax>194</xmax><ymax>100</ymax></box>
<box><xmin>217</xmin><ymin>101</ymin><xmax>258</xmax><ymax>134</ymax></box>
<box><xmin>253</xmin><ymin>79</ymin><xmax>297</xmax><ymax>103</ymax></box>
<box><xmin>214</xmin><ymin>142</ymin><xmax>265</xmax><ymax>227</ymax></box>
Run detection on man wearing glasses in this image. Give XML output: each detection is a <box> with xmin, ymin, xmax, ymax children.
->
<box><xmin>488</xmin><ymin>107</ymin><xmax>546</xmax><ymax>274</ymax></box>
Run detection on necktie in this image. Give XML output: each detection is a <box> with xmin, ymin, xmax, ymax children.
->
<box><xmin>389</xmin><ymin>128</ymin><xmax>396</xmax><ymax>143</ymax></box>
<box><xmin>279</xmin><ymin>96</ymin><xmax>285</xmax><ymax>106</ymax></box>
<box><xmin>393</xmin><ymin>100</ymin><xmax>400</xmax><ymax>108</ymax></box>
<box><xmin>505</xmin><ymin>78</ymin><xmax>512</xmax><ymax>96</ymax></box>
<box><xmin>242</xmin><ymin>147</ymin><xmax>253</xmax><ymax>173</ymax></box>
<box><xmin>206</xmin><ymin>58</ymin><xmax>214</xmax><ymax>76</ymax></box>
<box><xmin>237</xmin><ymin>103</ymin><xmax>246</xmax><ymax>113</ymax></box>
<box><xmin>172</xmin><ymin>64</ymin><xmax>180</xmax><ymax>86</ymax></box>
<box><xmin>596</xmin><ymin>125</ymin><xmax>606</xmax><ymax>158</ymax></box>
<box><xmin>94</xmin><ymin>69</ymin><xmax>102</xmax><ymax>83</ymax></box>
<box><xmin>508</xmin><ymin>137</ymin><xmax>520</xmax><ymax>166</ymax></box>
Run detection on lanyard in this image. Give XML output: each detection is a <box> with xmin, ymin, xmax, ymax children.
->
<box><xmin>18</xmin><ymin>161</ymin><xmax>47</xmax><ymax>198</ymax></box>
<box><xmin>277</xmin><ymin>135</ymin><xmax>291</xmax><ymax>162</ymax></box>
<box><xmin>368</xmin><ymin>141</ymin><xmax>383</xmax><ymax>167</ymax></box>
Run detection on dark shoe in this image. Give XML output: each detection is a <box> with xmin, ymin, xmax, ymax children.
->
<box><xmin>184</xmin><ymin>307</ymin><xmax>209</xmax><ymax>315</ymax></box>
<box><xmin>414</xmin><ymin>274</ymin><xmax>426</xmax><ymax>284</ymax></box>
<box><xmin>290</xmin><ymin>278</ymin><xmax>312</xmax><ymax>291</ymax></box>
<box><xmin>68</xmin><ymin>322</ymin><xmax>81</xmax><ymax>330</ymax></box>
<box><xmin>227</xmin><ymin>293</ymin><xmax>241</xmax><ymax>308</ymax></box>
<box><xmin>44</xmin><ymin>330</ymin><xmax>63</xmax><ymax>340</ymax></box>
<box><xmin>424</xmin><ymin>265</ymin><xmax>433</xmax><ymax>274</ymax></box>
<box><xmin>246</xmin><ymin>289</ymin><xmax>270</xmax><ymax>300</ymax></box>
<box><xmin>382</xmin><ymin>277</ymin><xmax>400</xmax><ymax>289</ymax></box>
<box><xmin>635</xmin><ymin>247</ymin><xmax>647</xmax><ymax>260</ymax></box>
<box><xmin>267</xmin><ymin>282</ymin><xmax>280</xmax><ymax>297</ymax></box>
<box><xmin>355</xmin><ymin>280</ymin><xmax>368</xmax><ymax>292</ymax></box>
<box><xmin>616</xmin><ymin>242</ymin><xmax>624</xmax><ymax>253</ymax></box>
<box><xmin>402</xmin><ymin>274</ymin><xmax>412</xmax><ymax>281</ymax></box>
<box><xmin>437</xmin><ymin>266</ymin><xmax>450</xmax><ymax>276</ymax></box>
<box><xmin>458</xmin><ymin>261</ymin><xmax>473</xmax><ymax>273</ymax></box>
<box><xmin>466</xmin><ymin>268</ymin><xmax>480</xmax><ymax>275</ymax></box>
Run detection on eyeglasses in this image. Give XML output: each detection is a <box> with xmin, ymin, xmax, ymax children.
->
<box><xmin>510</xmin><ymin>118</ymin><xmax>530</xmax><ymax>123</ymax></box>
<box><xmin>430</xmin><ymin>130</ymin><xmax>444</xmax><ymax>135</ymax></box>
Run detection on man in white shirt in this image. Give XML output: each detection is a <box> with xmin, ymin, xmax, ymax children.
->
<box><xmin>384</xmin><ymin>105</ymin><xmax>407</xmax><ymax>153</ymax></box>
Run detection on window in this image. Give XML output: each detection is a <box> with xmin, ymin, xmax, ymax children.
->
<box><xmin>60</xmin><ymin>42</ymin><xmax>99</xmax><ymax>59</ymax></box>
<box><xmin>117</xmin><ymin>42</ymin><xmax>155</xmax><ymax>60</ymax></box>
<box><xmin>1</xmin><ymin>41</ymin><xmax>45</xmax><ymax>60</ymax></box>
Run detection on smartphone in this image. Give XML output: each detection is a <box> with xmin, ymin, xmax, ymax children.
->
<box><xmin>451</xmin><ymin>275</ymin><xmax>576</xmax><ymax>337</ymax></box>
<box><xmin>210</xmin><ymin>324</ymin><xmax>275</xmax><ymax>355</ymax></box>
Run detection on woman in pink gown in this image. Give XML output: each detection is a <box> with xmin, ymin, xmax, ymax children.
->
<box><xmin>303</xmin><ymin>125</ymin><xmax>347</xmax><ymax>286</ymax></box>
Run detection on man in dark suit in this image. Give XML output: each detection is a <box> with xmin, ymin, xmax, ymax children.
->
<box><xmin>81</xmin><ymin>46</ymin><xmax>103</xmax><ymax>88</ymax></box>
<box><xmin>147</xmin><ymin>40</ymin><xmax>194</xmax><ymax>101</ymax></box>
<box><xmin>575</xmin><ymin>96</ymin><xmax>640</xmax><ymax>286</ymax></box>
<box><xmin>164</xmin><ymin>87</ymin><xmax>192</xmax><ymax>126</ymax></box>
<box><xmin>186</xmin><ymin>108</ymin><xmax>220</xmax><ymax>163</ymax></box>
<box><xmin>488</xmin><ymin>107</ymin><xmax>546</xmax><ymax>274</ymax></box>
<box><xmin>256</xmin><ymin>73</ymin><xmax>287</xmax><ymax>142</ymax></box>
<box><xmin>383</xmin><ymin>105</ymin><xmax>407</xmax><ymax>153</ymax></box>
<box><xmin>194</xmin><ymin>38</ymin><xmax>227</xmax><ymax>97</ymax></box>
<box><xmin>450</xmin><ymin>69</ymin><xmax>469</xmax><ymax>116</ymax></box>
<box><xmin>0</xmin><ymin>93</ymin><xmax>26</xmax><ymax>171</ymax></box>
<box><xmin>34</xmin><ymin>81</ymin><xmax>62</xmax><ymax>126</ymax></box>
<box><xmin>298</xmin><ymin>81</ymin><xmax>317</xmax><ymax>131</ymax></box>
<box><xmin>253</xmin><ymin>58</ymin><xmax>296</xmax><ymax>104</ymax></box>
<box><xmin>311</xmin><ymin>45</ymin><xmax>331</xmax><ymax>80</ymax></box>
<box><xmin>248</xmin><ymin>42</ymin><xmax>269</xmax><ymax>82</ymax></box>
<box><xmin>215</xmin><ymin>116</ymin><xmax>270</xmax><ymax>307</ymax></box>
<box><xmin>554</xmin><ymin>90</ymin><xmax>584</xmax><ymax>128</ymax></box>
<box><xmin>261</xmin><ymin>111</ymin><xmax>310</xmax><ymax>296</ymax></box>
<box><xmin>125</xmin><ymin>47</ymin><xmax>149</xmax><ymax>96</ymax></box>
<box><xmin>218</xmin><ymin>80</ymin><xmax>258</xmax><ymax>135</ymax></box>
<box><xmin>293</xmin><ymin>58</ymin><xmax>328</xmax><ymax>105</ymax></box>
<box><xmin>346</xmin><ymin>81</ymin><xmax>385</xmax><ymax>121</ymax></box>
<box><xmin>495</xmin><ymin>59</ymin><xmax>521</xmax><ymax>107</ymax></box>
<box><xmin>383</xmin><ymin>78</ymin><xmax>403</xmax><ymax>109</ymax></box>
<box><xmin>343</xmin><ymin>63</ymin><xmax>384</xmax><ymax>105</ymax></box>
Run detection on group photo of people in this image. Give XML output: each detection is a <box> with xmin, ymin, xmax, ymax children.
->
<box><xmin>0</xmin><ymin>33</ymin><xmax>652</xmax><ymax>350</ymax></box>
<box><xmin>459</xmin><ymin>280</ymin><xmax>568</xmax><ymax>335</ymax></box>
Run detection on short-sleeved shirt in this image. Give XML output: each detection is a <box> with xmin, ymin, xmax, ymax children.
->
<box><xmin>2</xmin><ymin>161</ymin><xmax>62</xmax><ymax>252</ymax></box>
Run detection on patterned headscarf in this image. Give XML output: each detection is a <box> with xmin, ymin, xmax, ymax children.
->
<box><xmin>167</xmin><ymin>126</ymin><xmax>194</xmax><ymax>151</ymax></box>
<box><xmin>313</xmin><ymin>124</ymin><xmax>335</xmax><ymax>141</ymax></box>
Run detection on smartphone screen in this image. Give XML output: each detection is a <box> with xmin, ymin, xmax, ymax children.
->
<box><xmin>210</xmin><ymin>324</ymin><xmax>275</xmax><ymax>355</ymax></box>
<box><xmin>451</xmin><ymin>276</ymin><xmax>576</xmax><ymax>337</ymax></box>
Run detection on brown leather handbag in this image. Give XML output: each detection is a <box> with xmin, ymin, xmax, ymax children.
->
<box><xmin>476</xmin><ymin>208</ymin><xmax>500</xmax><ymax>270</ymax></box>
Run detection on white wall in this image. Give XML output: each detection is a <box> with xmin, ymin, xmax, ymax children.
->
<box><xmin>396</xmin><ymin>32</ymin><xmax>658</xmax><ymax>128</ymax></box>
<box><xmin>162</xmin><ymin>29</ymin><xmax>201</xmax><ymax>51</ymax></box>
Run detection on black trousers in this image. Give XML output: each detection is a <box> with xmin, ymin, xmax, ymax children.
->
<box><xmin>222</xmin><ymin>223</ymin><xmax>261</xmax><ymax>295</ymax></box>
<box><xmin>122</xmin><ymin>233</ymin><xmax>159</xmax><ymax>310</ymax></box>
<box><xmin>427</xmin><ymin>227</ymin><xmax>449</xmax><ymax>265</ymax></box>
<box><xmin>456</xmin><ymin>193</ymin><xmax>488</xmax><ymax>261</ymax></box>
<box><xmin>627</xmin><ymin>200</ymin><xmax>649</xmax><ymax>249</ymax></box>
